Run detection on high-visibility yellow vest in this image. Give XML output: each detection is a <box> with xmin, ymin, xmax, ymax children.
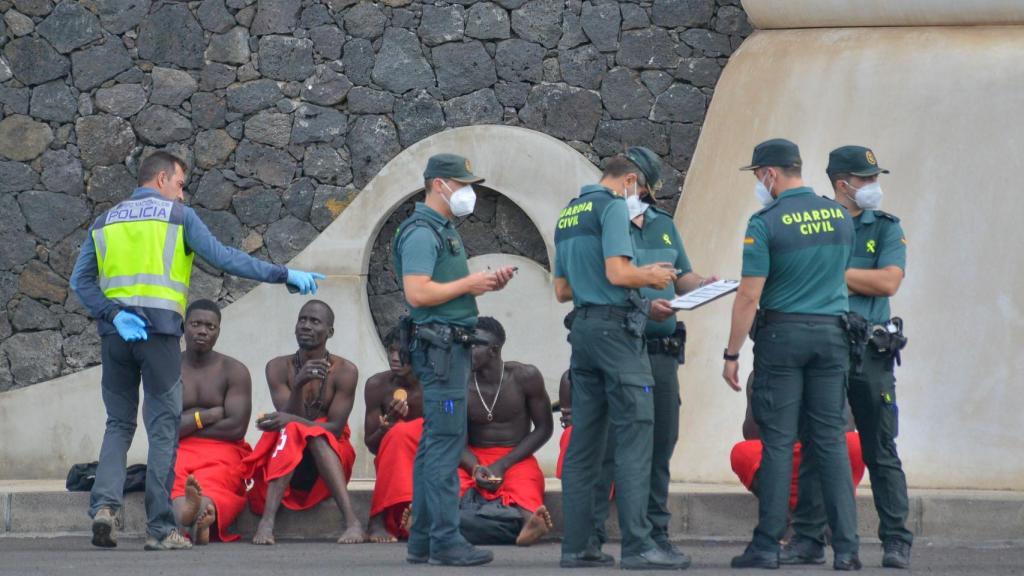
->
<box><xmin>92</xmin><ymin>196</ymin><xmax>194</xmax><ymax>317</ymax></box>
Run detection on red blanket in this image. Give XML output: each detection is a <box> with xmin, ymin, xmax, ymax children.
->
<box><xmin>171</xmin><ymin>436</ymin><xmax>252</xmax><ymax>542</ymax></box>
<box><xmin>242</xmin><ymin>419</ymin><xmax>355</xmax><ymax>515</ymax></box>
<box><xmin>370</xmin><ymin>418</ymin><xmax>423</xmax><ymax>539</ymax></box>
<box><xmin>457</xmin><ymin>445</ymin><xmax>545</xmax><ymax>512</ymax></box>
<box><xmin>730</xmin><ymin>432</ymin><xmax>866</xmax><ymax>510</ymax></box>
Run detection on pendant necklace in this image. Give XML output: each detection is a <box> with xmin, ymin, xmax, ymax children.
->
<box><xmin>473</xmin><ymin>361</ymin><xmax>504</xmax><ymax>422</ymax></box>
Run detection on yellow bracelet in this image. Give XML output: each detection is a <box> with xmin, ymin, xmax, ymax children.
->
<box><xmin>194</xmin><ymin>410</ymin><xmax>204</xmax><ymax>429</ymax></box>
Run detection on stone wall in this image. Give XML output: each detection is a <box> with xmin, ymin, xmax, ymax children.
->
<box><xmin>0</xmin><ymin>0</ymin><xmax>751</xmax><ymax>391</ymax></box>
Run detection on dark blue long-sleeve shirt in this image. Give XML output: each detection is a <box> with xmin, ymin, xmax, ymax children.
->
<box><xmin>70</xmin><ymin>188</ymin><xmax>289</xmax><ymax>337</ymax></box>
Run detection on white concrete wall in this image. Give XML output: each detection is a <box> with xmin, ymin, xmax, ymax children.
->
<box><xmin>675</xmin><ymin>26</ymin><xmax>1024</xmax><ymax>490</ymax></box>
<box><xmin>742</xmin><ymin>0</ymin><xmax>1024</xmax><ymax>29</ymax></box>
<box><xmin>0</xmin><ymin>125</ymin><xmax>594</xmax><ymax>480</ymax></box>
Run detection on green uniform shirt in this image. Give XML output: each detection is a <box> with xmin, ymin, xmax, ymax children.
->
<box><xmin>849</xmin><ymin>209</ymin><xmax>906</xmax><ymax>324</ymax></box>
<box><xmin>742</xmin><ymin>187</ymin><xmax>855</xmax><ymax>316</ymax></box>
<box><xmin>630</xmin><ymin>205</ymin><xmax>692</xmax><ymax>337</ymax></box>
<box><xmin>554</xmin><ymin>185</ymin><xmax>634</xmax><ymax>307</ymax></box>
<box><xmin>393</xmin><ymin>202</ymin><xmax>478</xmax><ymax>328</ymax></box>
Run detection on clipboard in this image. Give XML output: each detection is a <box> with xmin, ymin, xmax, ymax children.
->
<box><xmin>669</xmin><ymin>279</ymin><xmax>739</xmax><ymax>311</ymax></box>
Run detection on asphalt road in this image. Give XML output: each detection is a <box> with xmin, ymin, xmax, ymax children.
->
<box><xmin>2</xmin><ymin>537</ymin><xmax>1023</xmax><ymax>575</ymax></box>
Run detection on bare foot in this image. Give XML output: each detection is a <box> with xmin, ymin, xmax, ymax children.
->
<box><xmin>194</xmin><ymin>503</ymin><xmax>216</xmax><ymax>546</ymax></box>
<box><xmin>366</xmin><ymin>515</ymin><xmax>397</xmax><ymax>544</ymax></box>
<box><xmin>337</xmin><ymin>523</ymin><xmax>366</xmax><ymax>544</ymax></box>
<box><xmin>515</xmin><ymin>506</ymin><xmax>553</xmax><ymax>547</ymax></box>
<box><xmin>400</xmin><ymin>506</ymin><xmax>412</xmax><ymax>533</ymax></box>
<box><xmin>252</xmin><ymin>517</ymin><xmax>276</xmax><ymax>545</ymax></box>
<box><xmin>180</xmin><ymin>475</ymin><xmax>203</xmax><ymax>526</ymax></box>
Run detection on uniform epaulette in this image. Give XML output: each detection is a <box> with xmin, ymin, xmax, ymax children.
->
<box><xmin>874</xmin><ymin>210</ymin><xmax>901</xmax><ymax>223</ymax></box>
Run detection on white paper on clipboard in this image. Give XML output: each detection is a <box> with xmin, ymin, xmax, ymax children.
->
<box><xmin>669</xmin><ymin>279</ymin><xmax>740</xmax><ymax>310</ymax></box>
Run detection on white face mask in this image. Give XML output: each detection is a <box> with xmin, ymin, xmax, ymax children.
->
<box><xmin>845</xmin><ymin>181</ymin><xmax>884</xmax><ymax>210</ymax></box>
<box><xmin>625</xmin><ymin>182</ymin><xmax>646</xmax><ymax>219</ymax></box>
<box><xmin>754</xmin><ymin>175</ymin><xmax>774</xmax><ymax>206</ymax></box>
<box><xmin>442</xmin><ymin>181</ymin><xmax>477</xmax><ymax>217</ymax></box>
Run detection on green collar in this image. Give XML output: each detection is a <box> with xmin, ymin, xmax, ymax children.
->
<box><xmin>776</xmin><ymin>186</ymin><xmax>815</xmax><ymax>201</ymax></box>
<box><xmin>413</xmin><ymin>202</ymin><xmax>451</xmax><ymax>227</ymax></box>
<box><xmin>580</xmin><ymin>184</ymin><xmax>616</xmax><ymax>198</ymax></box>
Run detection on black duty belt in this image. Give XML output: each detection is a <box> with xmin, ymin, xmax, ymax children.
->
<box><xmin>762</xmin><ymin>310</ymin><xmax>844</xmax><ymax>326</ymax></box>
<box><xmin>414</xmin><ymin>322</ymin><xmax>477</xmax><ymax>346</ymax></box>
<box><xmin>647</xmin><ymin>337</ymin><xmax>683</xmax><ymax>356</ymax></box>
<box><xmin>576</xmin><ymin>305</ymin><xmax>631</xmax><ymax>320</ymax></box>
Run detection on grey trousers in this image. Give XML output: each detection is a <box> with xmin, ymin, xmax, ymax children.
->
<box><xmin>89</xmin><ymin>334</ymin><xmax>182</xmax><ymax>540</ymax></box>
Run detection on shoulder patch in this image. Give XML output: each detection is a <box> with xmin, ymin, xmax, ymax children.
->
<box><xmin>874</xmin><ymin>210</ymin><xmax>901</xmax><ymax>223</ymax></box>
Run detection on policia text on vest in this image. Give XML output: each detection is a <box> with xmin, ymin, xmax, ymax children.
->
<box><xmin>70</xmin><ymin>152</ymin><xmax>323</xmax><ymax>550</ymax></box>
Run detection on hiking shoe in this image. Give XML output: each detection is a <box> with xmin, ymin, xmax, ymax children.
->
<box><xmin>834</xmin><ymin>552</ymin><xmax>862</xmax><ymax>571</ymax></box>
<box><xmin>428</xmin><ymin>543</ymin><xmax>493</xmax><ymax>566</ymax></box>
<box><xmin>621</xmin><ymin>546</ymin><xmax>691</xmax><ymax>570</ymax></box>
<box><xmin>730</xmin><ymin>544</ymin><xmax>780</xmax><ymax>569</ymax></box>
<box><xmin>91</xmin><ymin>507</ymin><xmax>118</xmax><ymax>548</ymax></box>
<box><xmin>779</xmin><ymin>536</ymin><xmax>825</xmax><ymax>565</ymax></box>
<box><xmin>882</xmin><ymin>539</ymin><xmax>911</xmax><ymax>569</ymax></box>
<box><xmin>560</xmin><ymin>547</ymin><xmax>615</xmax><ymax>568</ymax></box>
<box><xmin>144</xmin><ymin>529</ymin><xmax>193</xmax><ymax>551</ymax></box>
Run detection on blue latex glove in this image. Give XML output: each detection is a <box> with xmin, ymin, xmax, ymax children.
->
<box><xmin>112</xmin><ymin>311</ymin><xmax>148</xmax><ymax>342</ymax></box>
<box><xmin>286</xmin><ymin>269</ymin><xmax>326</xmax><ymax>295</ymax></box>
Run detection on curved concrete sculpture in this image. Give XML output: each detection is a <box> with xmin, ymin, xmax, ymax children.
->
<box><xmin>745</xmin><ymin>0</ymin><xmax>1024</xmax><ymax>28</ymax></box>
<box><xmin>0</xmin><ymin>126</ymin><xmax>593</xmax><ymax>479</ymax></box>
<box><xmin>676</xmin><ymin>10</ymin><xmax>1024</xmax><ymax>488</ymax></box>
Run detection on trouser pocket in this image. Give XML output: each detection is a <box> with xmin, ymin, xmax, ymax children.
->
<box><xmin>425</xmin><ymin>397</ymin><xmax>466</xmax><ymax>437</ymax></box>
<box><xmin>616</xmin><ymin>372</ymin><xmax>655</xmax><ymax>424</ymax></box>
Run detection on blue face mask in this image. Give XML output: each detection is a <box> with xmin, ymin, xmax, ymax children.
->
<box><xmin>754</xmin><ymin>175</ymin><xmax>774</xmax><ymax>206</ymax></box>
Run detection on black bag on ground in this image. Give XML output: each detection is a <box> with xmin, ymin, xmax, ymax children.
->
<box><xmin>66</xmin><ymin>462</ymin><xmax>147</xmax><ymax>493</ymax></box>
<box><xmin>458</xmin><ymin>488</ymin><xmax>523</xmax><ymax>545</ymax></box>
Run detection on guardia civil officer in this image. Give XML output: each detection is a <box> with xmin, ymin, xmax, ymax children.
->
<box><xmin>70</xmin><ymin>151</ymin><xmax>323</xmax><ymax>551</ymax></box>
<box><xmin>783</xmin><ymin>146</ymin><xmax>912</xmax><ymax>569</ymax></box>
<box><xmin>588</xmin><ymin>147</ymin><xmax>718</xmax><ymax>565</ymax></box>
<box><xmin>722</xmin><ymin>139</ymin><xmax>861</xmax><ymax>570</ymax></box>
<box><xmin>553</xmin><ymin>154</ymin><xmax>683</xmax><ymax>570</ymax></box>
<box><xmin>393</xmin><ymin>154</ymin><xmax>514</xmax><ymax>566</ymax></box>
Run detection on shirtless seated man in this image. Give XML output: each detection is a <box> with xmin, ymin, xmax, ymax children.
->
<box><xmin>172</xmin><ymin>299</ymin><xmax>253</xmax><ymax>544</ymax></box>
<box><xmin>731</xmin><ymin>372</ymin><xmax>866</xmax><ymax>511</ymax></box>
<box><xmin>243</xmin><ymin>300</ymin><xmax>364</xmax><ymax>545</ymax></box>
<box><xmin>457</xmin><ymin>316</ymin><xmax>554</xmax><ymax>546</ymax></box>
<box><xmin>364</xmin><ymin>327</ymin><xmax>424</xmax><ymax>543</ymax></box>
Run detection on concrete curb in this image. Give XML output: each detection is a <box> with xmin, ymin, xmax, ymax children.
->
<box><xmin>2</xmin><ymin>482</ymin><xmax>1022</xmax><ymax>543</ymax></box>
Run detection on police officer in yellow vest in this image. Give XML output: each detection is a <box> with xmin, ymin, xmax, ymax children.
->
<box><xmin>70</xmin><ymin>152</ymin><xmax>324</xmax><ymax>551</ymax></box>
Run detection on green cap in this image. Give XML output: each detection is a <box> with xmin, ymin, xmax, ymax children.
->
<box><xmin>625</xmin><ymin>146</ymin><xmax>663</xmax><ymax>194</ymax></box>
<box><xmin>423</xmin><ymin>153</ymin><xmax>484</xmax><ymax>184</ymax></box>
<box><xmin>826</xmin><ymin>145</ymin><xmax>889</xmax><ymax>177</ymax></box>
<box><xmin>739</xmin><ymin>138</ymin><xmax>802</xmax><ymax>171</ymax></box>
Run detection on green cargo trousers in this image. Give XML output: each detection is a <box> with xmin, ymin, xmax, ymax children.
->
<box><xmin>561</xmin><ymin>309</ymin><xmax>656</xmax><ymax>559</ymax></box>
<box><xmin>590</xmin><ymin>351</ymin><xmax>680</xmax><ymax>547</ymax></box>
<box><xmin>749</xmin><ymin>316</ymin><xmax>859</xmax><ymax>555</ymax></box>
<box><xmin>791</xmin><ymin>345</ymin><xmax>913</xmax><ymax>546</ymax></box>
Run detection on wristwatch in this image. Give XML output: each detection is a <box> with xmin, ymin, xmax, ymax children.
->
<box><xmin>723</xmin><ymin>349</ymin><xmax>740</xmax><ymax>361</ymax></box>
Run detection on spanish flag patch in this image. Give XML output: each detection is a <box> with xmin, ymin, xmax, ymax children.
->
<box><xmin>743</xmin><ymin>237</ymin><xmax>755</xmax><ymax>245</ymax></box>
